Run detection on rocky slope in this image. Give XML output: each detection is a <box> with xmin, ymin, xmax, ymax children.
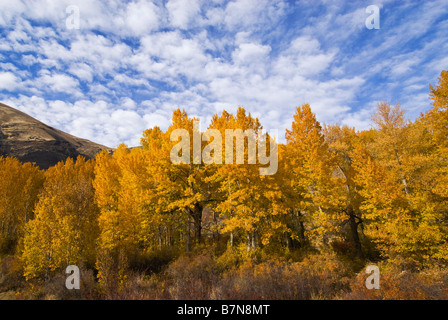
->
<box><xmin>0</xmin><ymin>103</ymin><xmax>112</xmax><ymax>169</ymax></box>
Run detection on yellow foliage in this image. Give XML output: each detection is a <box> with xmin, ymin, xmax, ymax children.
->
<box><xmin>0</xmin><ymin>157</ymin><xmax>43</xmax><ymax>255</ymax></box>
<box><xmin>22</xmin><ymin>156</ymin><xmax>99</xmax><ymax>279</ymax></box>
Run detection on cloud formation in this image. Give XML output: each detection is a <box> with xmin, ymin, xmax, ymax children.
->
<box><xmin>0</xmin><ymin>0</ymin><xmax>447</xmax><ymax>147</ymax></box>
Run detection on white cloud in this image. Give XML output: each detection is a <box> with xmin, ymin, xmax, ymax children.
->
<box><xmin>232</xmin><ymin>42</ymin><xmax>271</xmax><ymax>65</ymax></box>
<box><xmin>125</xmin><ymin>0</ymin><xmax>161</xmax><ymax>35</ymax></box>
<box><xmin>340</xmin><ymin>106</ymin><xmax>374</xmax><ymax>132</ymax></box>
<box><xmin>21</xmin><ymin>54</ymin><xmax>38</xmax><ymax>66</ymax></box>
<box><xmin>2</xmin><ymin>95</ymin><xmax>158</xmax><ymax>147</ymax></box>
<box><xmin>68</xmin><ymin>63</ymin><xmax>94</xmax><ymax>83</ymax></box>
<box><xmin>0</xmin><ymin>0</ymin><xmax>446</xmax><ymax>148</ymax></box>
<box><xmin>34</xmin><ymin>71</ymin><xmax>81</xmax><ymax>95</ymax></box>
<box><xmin>0</xmin><ymin>1</ymin><xmax>26</xmax><ymax>26</ymax></box>
<box><xmin>166</xmin><ymin>0</ymin><xmax>200</xmax><ymax>29</ymax></box>
<box><xmin>0</xmin><ymin>72</ymin><xmax>21</xmax><ymax>91</ymax></box>
<box><xmin>112</xmin><ymin>74</ymin><xmax>151</xmax><ymax>88</ymax></box>
<box><xmin>7</xmin><ymin>30</ymin><xmax>30</xmax><ymax>42</ymax></box>
<box><xmin>221</xmin><ymin>0</ymin><xmax>285</xmax><ymax>31</ymax></box>
<box><xmin>429</xmin><ymin>56</ymin><xmax>448</xmax><ymax>73</ymax></box>
<box><xmin>120</xmin><ymin>97</ymin><xmax>137</xmax><ymax>109</ymax></box>
<box><xmin>143</xmin><ymin>111</ymin><xmax>171</xmax><ymax>129</ymax></box>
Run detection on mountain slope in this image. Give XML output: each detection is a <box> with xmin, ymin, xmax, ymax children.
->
<box><xmin>0</xmin><ymin>103</ymin><xmax>112</xmax><ymax>169</ymax></box>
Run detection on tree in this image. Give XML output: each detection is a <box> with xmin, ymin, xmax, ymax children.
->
<box><xmin>284</xmin><ymin>104</ymin><xmax>338</xmax><ymax>251</ymax></box>
<box><xmin>23</xmin><ymin>156</ymin><xmax>99</xmax><ymax>279</ymax></box>
<box><xmin>354</xmin><ymin>100</ymin><xmax>448</xmax><ymax>268</ymax></box>
<box><xmin>324</xmin><ymin>124</ymin><xmax>366</xmax><ymax>258</ymax></box>
<box><xmin>94</xmin><ymin>145</ymin><xmax>147</xmax><ymax>255</ymax></box>
<box><xmin>424</xmin><ymin>70</ymin><xmax>448</xmax><ymax>198</ymax></box>
<box><xmin>209</xmin><ymin>107</ymin><xmax>285</xmax><ymax>251</ymax></box>
<box><xmin>149</xmin><ymin>109</ymin><xmax>224</xmax><ymax>250</ymax></box>
<box><xmin>0</xmin><ymin>157</ymin><xmax>43</xmax><ymax>255</ymax></box>
<box><xmin>351</xmin><ymin>140</ymin><xmax>446</xmax><ymax>268</ymax></box>
<box><xmin>428</xmin><ymin>70</ymin><xmax>448</xmax><ymax>150</ymax></box>
<box><xmin>370</xmin><ymin>102</ymin><xmax>413</xmax><ymax>195</ymax></box>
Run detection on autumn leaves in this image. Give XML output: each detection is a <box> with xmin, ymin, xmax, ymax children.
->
<box><xmin>169</xmin><ymin>118</ymin><xmax>278</xmax><ymax>175</ymax></box>
<box><xmin>0</xmin><ymin>70</ymin><xmax>447</xmax><ymax>283</ymax></box>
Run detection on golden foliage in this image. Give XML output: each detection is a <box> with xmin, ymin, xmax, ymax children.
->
<box><xmin>2</xmin><ymin>70</ymin><xmax>448</xmax><ymax>299</ymax></box>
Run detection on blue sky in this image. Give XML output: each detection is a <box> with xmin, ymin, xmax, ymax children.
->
<box><xmin>0</xmin><ymin>0</ymin><xmax>447</xmax><ymax>147</ymax></box>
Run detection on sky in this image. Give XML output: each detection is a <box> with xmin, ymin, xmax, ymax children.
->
<box><xmin>0</xmin><ymin>0</ymin><xmax>447</xmax><ymax>147</ymax></box>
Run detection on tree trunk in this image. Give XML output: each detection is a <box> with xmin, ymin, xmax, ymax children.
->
<box><xmin>186</xmin><ymin>216</ymin><xmax>191</xmax><ymax>253</ymax></box>
<box><xmin>251</xmin><ymin>231</ymin><xmax>256</xmax><ymax>248</ymax></box>
<box><xmin>297</xmin><ymin>210</ymin><xmax>307</xmax><ymax>247</ymax></box>
<box><xmin>285</xmin><ymin>232</ymin><xmax>291</xmax><ymax>248</ymax></box>
<box><xmin>348</xmin><ymin>207</ymin><xmax>363</xmax><ymax>259</ymax></box>
<box><xmin>395</xmin><ymin>149</ymin><xmax>410</xmax><ymax>195</ymax></box>
<box><xmin>190</xmin><ymin>202</ymin><xmax>203</xmax><ymax>244</ymax></box>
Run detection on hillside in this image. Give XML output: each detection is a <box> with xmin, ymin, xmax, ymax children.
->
<box><xmin>0</xmin><ymin>103</ymin><xmax>112</xmax><ymax>169</ymax></box>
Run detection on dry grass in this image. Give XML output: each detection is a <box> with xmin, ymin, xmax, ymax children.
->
<box><xmin>111</xmin><ymin>252</ymin><xmax>353</xmax><ymax>300</ymax></box>
<box><xmin>342</xmin><ymin>264</ymin><xmax>448</xmax><ymax>300</ymax></box>
<box><xmin>3</xmin><ymin>251</ymin><xmax>448</xmax><ymax>300</ymax></box>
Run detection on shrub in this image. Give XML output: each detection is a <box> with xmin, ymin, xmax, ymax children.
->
<box><xmin>130</xmin><ymin>247</ymin><xmax>179</xmax><ymax>275</ymax></box>
<box><xmin>164</xmin><ymin>252</ymin><xmax>219</xmax><ymax>300</ymax></box>
<box><xmin>343</xmin><ymin>263</ymin><xmax>448</xmax><ymax>300</ymax></box>
<box><xmin>0</xmin><ymin>256</ymin><xmax>24</xmax><ymax>295</ymax></box>
<box><xmin>212</xmin><ymin>254</ymin><xmax>352</xmax><ymax>300</ymax></box>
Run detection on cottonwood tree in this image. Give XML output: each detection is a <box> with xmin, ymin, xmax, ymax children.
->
<box><xmin>284</xmin><ymin>104</ymin><xmax>338</xmax><ymax>251</ymax></box>
<box><xmin>140</xmin><ymin>109</ymin><xmax>220</xmax><ymax>251</ymax></box>
<box><xmin>355</xmin><ymin>100</ymin><xmax>447</xmax><ymax>267</ymax></box>
<box><xmin>324</xmin><ymin>124</ymin><xmax>366</xmax><ymax>258</ymax></box>
<box><xmin>23</xmin><ymin>157</ymin><xmax>99</xmax><ymax>279</ymax></box>
<box><xmin>209</xmin><ymin>107</ymin><xmax>285</xmax><ymax>251</ymax></box>
<box><xmin>94</xmin><ymin>146</ymin><xmax>149</xmax><ymax>256</ymax></box>
<box><xmin>424</xmin><ymin>70</ymin><xmax>448</xmax><ymax>198</ymax></box>
<box><xmin>0</xmin><ymin>157</ymin><xmax>43</xmax><ymax>255</ymax></box>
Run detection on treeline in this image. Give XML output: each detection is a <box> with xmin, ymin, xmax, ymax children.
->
<box><xmin>0</xmin><ymin>70</ymin><xmax>447</xmax><ymax>296</ymax></box>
